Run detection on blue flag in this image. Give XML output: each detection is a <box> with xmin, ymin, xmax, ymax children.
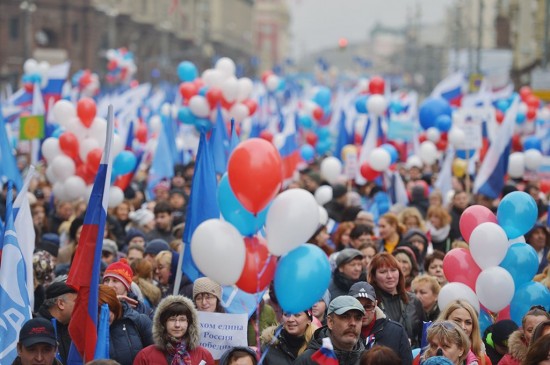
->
<box><xmin>334</xmin><ymin>110</ymin><xmax>350</xmax><ymax>161</ymax></box>
<box><xmin>229</xmin><ymin>119</ymin><xmax>239</xmax><ymax>155</ymax></box>
<box><xmin>0</xmin><ymin>104</ymin><xmax>23</xmax><ymax>191</ymax></box>
<box><xmin>94</xmin><ymin>304</ymin><xmax>110</xmax><ymax>359</ymax></box>
<box><xmin>209</xmin><ymin>105</ymin><xmax>229</xmax><ymax>175</ymax></box>
<box><xmin>182</xmin><ymin>132</ymin><xmax>220</xmax><ymax>282</ymax></box>
<box><xmin>147</xmin><ymin>125</ymin><xmax>174</xmax><ymax>199</ymax></box>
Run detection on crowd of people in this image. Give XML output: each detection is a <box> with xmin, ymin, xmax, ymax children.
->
<box><xmin>7</xmin><ymin>148</ymin><xmax>550</xmax><ymax>365</ymax></box>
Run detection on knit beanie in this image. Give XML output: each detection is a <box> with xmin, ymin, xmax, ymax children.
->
<box><xmin>193</xmin><ymin>277</ymin><xmax>222</xmax><ymax>302</ymax></box>
<box><xmin>103</xmin><ymin>258</ymin><xmax>133</xmax><ymax>291</ymax></box>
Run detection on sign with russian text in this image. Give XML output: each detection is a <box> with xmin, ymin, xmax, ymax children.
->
<box><xmin>197</xmin><ymin>311</ymin><xmax>248</xmax><ymax>360</ymax></box>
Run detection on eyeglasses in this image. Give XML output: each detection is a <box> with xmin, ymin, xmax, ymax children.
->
<box><xmin>363</xmin><ymin>304</ymin><xmax>376</xmax><ymax>312</ymax></box>
<box><xmin>167</xmin><ymin>316</ymin><xmax>187</xmax><ymax>324</ymax></box>
<box><xmin>195</xmin><ymin>293</ymin><xmax>216</xmax><ymax>302</ymax></box>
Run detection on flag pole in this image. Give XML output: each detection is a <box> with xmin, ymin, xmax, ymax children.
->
<box><xmin>173</xmin><ymin>243</ymin><xmax>185</xmax><ymax>295</ymax></box>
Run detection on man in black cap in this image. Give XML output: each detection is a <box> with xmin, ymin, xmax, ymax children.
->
<box><xmin>323</xmin><ymin>184</ymin><xmax>348</xmax><ymax>222</ymax></box>
<box><xmin>12</xmin><ymin>317</ymin><xmax>62</xmax><ymax>365</ymax></box>
<box><xmin>483</xmin><ymin>319</ymin><xmax>519</xmax><ymax>364</ymax></box>
<box><xmin>35</xmin><ymin>276</ymin><xmax>77</xmax><ymax>364</ymax></box>
<box><xmin>349</xmin><ymin>281</ymin><xmax>413</xmax><ymax>365</ymax></box>
<box><xmin>328</xmin><ymin>248</ymin><xmax>366</xmax><ymax>299</ymax></box>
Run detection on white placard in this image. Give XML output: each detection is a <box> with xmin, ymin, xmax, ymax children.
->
<box><xmin>453</xmin><ymin>108</ymin><xmax>485</xmax><ymax>150</ymax></box>
<box><xmin>344</xmin><ymin>151</ymin><xmax>358</xmax><ymax>180</ymax></box>
<box><xmin>197</xmin><ymin>312</ymin><xmax>248</xmax><ymax>360</ymax></box>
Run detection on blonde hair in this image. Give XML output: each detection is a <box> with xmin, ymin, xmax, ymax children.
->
<box><xmin>155</xmin><ymin>250</ymin><xmax>172</xmax><ymax>268</ymax></box>
<box><xmin>427</xmin><ymin>205</ymin><xmax>452</xmax><ymax>226</ymax></box>
<box><xmin>411</xmin><ymin>274</ymin><xmax>441</xmax><ymax>295</ymax></box>
<box><xmin>379</xmin><ymin>213</ymin><xmax>406</xmax><ymax>236</ymax></box>
<box><xmin>398</xmin><ymin>207</ymin><xmax>427</xmax><ymax>231</ymax></box>
<box><xmin>421</xmin><ymin>320</ymin><xmax>470</xmax><ymax>364</ymax></box>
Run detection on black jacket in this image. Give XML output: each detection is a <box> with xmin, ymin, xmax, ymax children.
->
<box><xmin>260</xmin><ymin>326</ymin><xmax>308</xmax><ymax>365</ymax></box>
<box><xmin>109</xmin><ymin>301</ymin><xmax>153</xmax><ymax>365</ymax></box>
<box><xmin>328</xmin><ymin>270</ymin><xmax>367</xmax><ymax>300</ymax></box>
<box><xmin>35</xmin><ymin>306</ymin><xmax>71</xmax><ymax>365</ymax></box>
<box><xmin>377</xmin><ymin>290</ymin><xmax>424</xmax><ymax>348</ymax></box>
<box><xmin>294</xmin><ymin>326</ymin><xmax>366</xmax><ymax>365</ymax></box>
<box><xmin>361</xmin><ymin>307</ymin><xmax>413</xmax><ymax>365</ymax></box>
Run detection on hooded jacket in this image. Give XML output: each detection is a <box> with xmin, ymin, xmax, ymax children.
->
<box><xmin>362</xmin><ymin>307</ymin><xmax>413</xmax><ymax>365</ymax></box>
<box><xmin>260</xmin><ymin>325</ymin><xmax>312</xmax><ymax>365</ymax></box>
<box><xmin>218</xmin><ymin>346</ymin><xmax>258</xmax><ymax>365</ymax></box>
<box><xmin>497</xmin><ymin>330</ymin><xmax>527</xmax><ymax>365</ymax></box>
<box><xmin>294</xmin><ymin>326</ymin><xmax>366</xmax><ymax>365</ymax></box>
<box><xmin>328</xmin><ymin>270</ymin><xmax>367</xmax><ymax>300</ymax></box>
<box><xmin>133</xmin><ymin>295</ymin><xmax>214</xmax><ymax>365</ymax></box>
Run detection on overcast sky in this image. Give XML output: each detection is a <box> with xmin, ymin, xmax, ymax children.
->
<box><xmin>289</xmin><ymin>0</ymin><xmax>455</xmax><ymax>59</ymax></box>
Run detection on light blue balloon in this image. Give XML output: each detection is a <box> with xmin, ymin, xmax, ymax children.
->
<box><xmin>456</xmin><ymin>149</ymin><xmax>476</xmax><ymax>159</ymax></box>
<box><xmin>497</xmin><ymin>191</ymin><xmax>538</xmax><ymax>239</ymax></box>
<box><xmin>435</xmin><ymin>114</ymin><xmax>452</xmax><ymax>132</ymax></box>
<box><xmin>500</xmin><ymin>243</ymin><xmax>539</xmax><ymax>288</ymax></box>
<box><xmin>217</xmin><ymin>174</ymin><xmax>268</xmax><ymax>236</ymax></box>
<box><xmin>355</xmin><ymin>95</ymin><xmax>368</xmax><ymax>114</ymax></box>
<box><xmin>316</xmin><ymin>127</ymin><xmax>331</xmax><ymax>141</ymax></box>
<box><xmin>194</xmin><ymin>118</ymin><xmax>212</xmax><ymax>133</ymax></box>
<box><xmin>381</xmin><ymin>143</ymin><xmax>398</xmax><ymax>164</ymax></box>
<box><xmin>300</xmin><ymin>144</ymin><xmax>315</xmax><ymax>162</ymax></box>
<box><xmin>51</xmin><ymin>127</ymin><xmax>65</xmax><ymax>138</ymax></box>
<box><xmin>313</xmin><ymin>87</ymin><xmax>332</xmax><ymax>107</ymax></box>
<box><xmin>496</xmin><ymin>99</ymin><xmax>509</xmax><ymax>112</ymax></box>
<box><xmin>516</xmin><ymin>112</ymin><xmax>526</xmax><ymax>124</ymax></box>
<box><xmin>274</xmin><ymin>244</ymin><xmax>331</xmax><ymax>313</ymax></box>
<box><xmin>298</xmin><ymin>115</ymin><xmax>313</xmax><ymax>129</ymax></box>
<box><xmin>178</xmin><ymin>106</ymin><xmax>196</xmax><ymax>125</ymax></box>
<box><xmin>479</xmin><ymin>309</ymin><xmax>493</xmax><ymax>335</ymax></box>
<box><xmin>315</xmin><ymin>139</ymin><xmax>332</xmax><ymax>155</ymax></box>
<box><xmin>177</xmin><ymin>61</ymin><xmax>198</xmax><ymax>82</ymax></box>
<box><xmin>113</xmin><ymin>150</ymin><xmax>137</xmax><ymax>176</ymax></box>
<box><xmin>523</xmin><ymin>136</ymin><xmax>542</xmax><ymax>152</ymax></box>
<box><xmin>510</xmin><ymin>281</ymin><xmax>550</xmax><ymax>326</ymax></box>
<box><xmin>389</xmin><ymin>100</ymin><xmax>404</xmax><ymax>114</ymax></box>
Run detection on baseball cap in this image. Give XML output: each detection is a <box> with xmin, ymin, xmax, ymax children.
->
<box><xmin>45</xmin><ymin>279</ymin><xmax>77</xmax><ymax>299</ymax></box>
<box><xmin>348</xmin><ymin>281</ymin><xmax>377</xmax><ymax>302</ymax></box>
<box><xmin>327</xmin><ymin>295</ymin><xmax>365</xmax><ymax>315</ymax></box>
<box><xmin>335</xmin><ymin>248</ymin><xmax>364</xmax><ymax>268</ymax></box>
<box><xmin>19</xmin><ymin>318</ymin><xmax>57</xmax><ymax>347</ymax></box>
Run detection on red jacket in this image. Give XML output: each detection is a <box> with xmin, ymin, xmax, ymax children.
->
<box><xmin>133</xmin><ymin>344</ymin><xmax>214</xmax><ymax>365</ymax></box>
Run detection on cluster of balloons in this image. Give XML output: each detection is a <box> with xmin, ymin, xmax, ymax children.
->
<box><xmin>71</xmin><ymin>69</ymin><xmax>100</xmax><ymax>97</ymax></box>
<box><xmin>441</xmin><ymin>191</ymin><xmax>550</xmax><ymax>328</ymax></box>
<box><xmin>190</xmin><ymin>138</ymin><xmax>331</xmax><ymax>313</ymax></box>
<box><xmin>359</xmin><ymin>143</ymin><xmax>399</xmax><ymax>181</ymax></box>
<box><xmin>42</xmin><ymin>98</ymin><xmax>136</xmax><ymax>207</ymax></box>
<box><xmin>176</xmin><ymin>58</ymin><xmax>257</xmax><ymax>131</ymax></box>
<box><xmin>515</xmin><ymin>86</ymin><xmax>542</xmax><ymax>124</ymax></box>
<box><xmin>354</xmin><ymin>76</ymin><xmax>387</xmax><ymax>116</ymax></box>
<box><xmin>22</xmin><ymin>58</ymin><xmax>50</xmax><ymax>92</ymax></box>
<box><xmin>105</xmin><ymin>48</ymin><xmax>137</xmax><ymax>85</ymax></box>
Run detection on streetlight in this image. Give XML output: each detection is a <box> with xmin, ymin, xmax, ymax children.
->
<box><xmin>20</xmin><ymin>0</ymin><xmax>37</xmax><ymax>61</ymax></box>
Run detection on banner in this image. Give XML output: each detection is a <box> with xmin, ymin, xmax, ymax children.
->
<box><xmin>197</xmin><ymin>312</ymin><xmax>248</xmax><ymax>360</ymax></box>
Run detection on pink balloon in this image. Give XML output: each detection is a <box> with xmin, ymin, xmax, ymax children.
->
<box><xmin>443</xmin><ymin>248</ymin><xmax>481</xmax><ymax>291</ymax></box>
<box><xmin>497</xmin><ymin>305</ymin><xmax>511</xmax><ymax>321</ymax></box>
<box><xmin>459</xmin><ymin>205</ymin><xmax>497</xmax><ymax>243</ymax></box>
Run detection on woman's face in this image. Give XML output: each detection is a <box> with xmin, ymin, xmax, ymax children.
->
<box><xmin>115</xmin><ymin>203</ymin><xmax>130</xmax><ymax>221</ymax></box>
<box><xmin>361</xmin><ymin>247</ymin><xmax>377</xmax><ymax>270</ymax></box>
<box><xmin>312</xmin><ymin>300</ymin><xmax>327</xmax><ymax>320</ymax></box>
<box><xmin>378</xmin><ymin>218</ymin><xmax>396</xmax><ymax>240</ymax></box>
<box><xmin>195</xmin><ymin>293</ymin><xmax>218</xmax><ymax>313</ymax></box>
<box><xmin>395</xmin><ymin>253</ymin><xmax>411</xmax><ymax>278</ymax></box>
<box><xmin>32</xmin><ymin>206</ymin><xmax>45</xmax><ymax>226</ymax></box>
<box><xmin>315</xmin><ymin>228</ymin><xmax>330</xmax><ymax>247</ymax></box>
<box><xmin>340</xmin><ymin>229</ymin><xmax>351</xmax><ymax>245</ymax></box>
<box><xmin>428</xmin><ymin>259</ymin><xmax>446</xmax><ymax>285</ymax></box>
<box><xmin>351</xmin><ymin>234</ymin><xmax>374</xmax><ymax>249</ymax></box>
<box><xmin>429</xmin><ymin>215</ymin><xmax>442</xmax><ymax>229</ymax></box>
<box><xmin>427</xmin><ymin>336</ymin><xmax>464</xmax><ymax>365</ymax></box>
<box><xmin>449</xmin><ymin>308</ymin><xmax>473</xmax><ymax>338</ymax></box>
<box><xmin>524</xmin><ymin>315</ymin><xmax>549</xmax><ymax>343</ymax></box>
<box><xmin>166</xmin><ymin>315</ymin><xmax>188</xmax><ymax>339</ymax></box>
<box><xmin>404</xmin><ymin>216</ymin><xmax>420</xmax><ymax>231</ymax></box>
<box><xmin>283</xmin><ymin>312</ymin><xmax>310</xmax><ymax>337</ymax></box>
<box><xmin>155</xmin><ymin>259</ymin><xmax>171</xmax><ymax>285</ymax></box>
<box><xmin>374</xmin><ymin>265</ymin><xmax>400</xmax><ymax>294</ymax></box>
<box><xmin>413</xmin><ymin>282</ymin><xmax>438</xmax><ymax>312</ymax></box>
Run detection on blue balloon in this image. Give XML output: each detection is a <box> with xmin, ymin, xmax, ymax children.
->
<box><xmin>455</xmin><ymin>149</ymin><xmax>476</xmax><ymax>159</ymax></box>
<box><xmin>198</xmin><ymin>86</ymin><xmax>208</xmax><ymax>96</ymax></box>
<box><xmin>516</xmin><ymin>112</ymin><xmax>526</xmax><ymax>124</ymax></box>
<box><xmin>313</xmin><ymin>87</ymin><xmax>332</xmax><ymax>107</ymax></box>
<box><xmin>300</xmin><ymin>144</ymin><xmax>315</xmax><ymax>162</ymax></box>
<box><xmin>217</xmin><ymin>174</ymin><xmax>268</xmax><ymax>236</ymax></box>
<box><xmin>496</xmin><ymin>99</ymin><xmax>510</xmax><ymax>112</ymax></box>
<box><xmin>51</xmin><ymin>127</ymin><xmax>65</xmax><ymax>139</ymax></box>
<box><xmin>274</xmin><ymin>244</ymin><xmax>331</xmax><ymax>313</ymax></box>
<box><xmin>298</xmin><ymin>115</ymin><xmax>313</xmax><ymax>129</ymax></box>
<box><xmin>177</xmin><ymin>61</ymin><xmax>198</xmax><ymax>82</ymax></box>
<box><xmin>435</xmin><ymin>114</ymin><xmax>452</xmax><ymax>132</ymax></box>
<box><xmin>113</xmin><ymin>151</ymin><xmax>137</xmax><ymax>176</ymax></box>
<box><xmin>510</xmin><ymin>281</ymin><xmax>550</xmax><ymax>326</ymax></box>
<box><xmin>381</xmin><ymin>143</ymin><xmax>398</xmax><ymax>164</ymax></box>
<box><xmin>389</xmin><ymin>100</ymin><xmax>404</xmax><ymax>114</ymax></box>
<box><xmin>523</xmin><ymin>136</ymin><xmax>542</xmax><ymax>152</ymax></box>
<box><xmin>178</xmin><ymin>107</ymin><xmax>196</xmax><ymax>125</ymax></box>
<box><xmin>316</xmin><ymin>127</ymin><xmax>331</xmax><ymax>141</ymax></box>
<box><xmin>194</xmin><ymin>118</ymin><xmax>212</xmax><ymax>132</ymax></box>
<box><xmin>418</xmin><ymin>97</ymin><xmax>452</xmax><ymax>130</ymax></box>
<box><xmin>355</xmin><ymin>95</ymin><xmax>368</xmax><ymax>114</ymax></box>
<box><xmin>497</xmin><ymin>191</ymin><xmax>538</xmax><ymax>239</ymax></box>
<box><xmin>315</xmin><ymin>139</ymin><xmax>332</xmax><ymax>155</ymax></box>
<box><xmin>500</xmin><ymin>243</ymin><xmax>539</xmax><ymax>289</ymax></box>
<box><xmin>479</xmin><ymin>309</ymin><xmax>493</xmax><ymax>335</ymax></box>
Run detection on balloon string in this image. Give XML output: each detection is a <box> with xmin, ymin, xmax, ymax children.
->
<box><xmin>258</xmin><ymin>326</ymin><xmax>283</xmax><ymax>365</ymax></box>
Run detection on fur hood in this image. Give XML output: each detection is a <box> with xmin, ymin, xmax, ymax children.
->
<box><xmin>507</xmin><ymin>329</ymin><xmax>528</xmax><ymax>361</ymax></box>
<box><xmin>153</xmin><ymin>295</ymin><xmax>200</xmax><ymax>351</ymax></box>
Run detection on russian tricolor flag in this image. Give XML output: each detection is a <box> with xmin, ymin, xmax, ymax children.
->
<box><xmin>311</xmin><ymin>337</ymin><xmax>339</xmax><ymax>365</ymax></box>
<box><xmin>431</xmin><ymin>72</ymin><xmax>466</xmax><ymax>107</ymax></box>
<box><xmin>278</xmin><ymin>113</ymin><xmax>301</xmax><ymax>180</ymax></box>
<box><xmin>67</xmin><ymin>105</ymin><xmax>114</xmax><ymax>363</ymax></box>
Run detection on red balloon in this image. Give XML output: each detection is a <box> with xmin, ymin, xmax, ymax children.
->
<box><xmin>541</xmin><ymin>180</ymin><xmax>550</xmax><ymax>194</ymax></box>
<box><xmin>24</xmin><ymin>83</ymin><xmax>34</xmax><ymax>93</ymax></box>
<box><xmin>135</xmin><ymin>124</ymin><xmax>147</xmax><ymax>143</ymax></box>
<box><xmin>443</xmin><ymin>248</ymin><xmax>481</xmax><ymax>291</ymax></box>
<box><xmin>360</xmin><ymin>162</ymin><xmax>381</xmax><ymax>181</ymax></box>
<box><xmin>206</xmin><ymin>87</ymin><xmax>223</xmax><ymax>108</ymax></box>
<box><xmin>242</xmin><ymin>99</ymin><xmax>258</xmax><ymax>116</ymax></box>
<box><xmin>459</xmin><ymin>205</ymin><xmax>498</xmax><ymax>243</ymax></box>
<box><xmin>77</xmin><ymin>97</ymin><xmax>97</xmax><ymax>128</ymax></box>
<box><xmin>193</xmin><ymin>78</ymin><xmax>204</xmax><ymax>89</ymax></box>
<box><xmin>107</xmin><ymin>59</ymin><xmax>118</xmax><ymax>71</ymax></box>
<box><xmin>512</xmin><ymin>134</ymin><xmax>522</xmax><ymax>152</ymax></box>
<box><xmin>86</xmin><ymin>148</ymin><xmax>103</xmax><ymax>175</ymax></box>
<box><xmin>526</xmin><ymin>106</ymin><xmax>537</xmax><ymax>120</ymax></box>
<box><xmin>418</xmin><ymin>132</ymin><xmax>427</xmax><ymax>143</ymax></box>
<box><xmin>259</xmin><ymin>130</ymin><xmax>273</xmax><ymax>142</ymax></box>
<box><xmin>59</xmin><ymin>132</ymin><xmax>80</xmax><ymax>161</ymax></box>
<box><xmin>221</xmin><ymin>97</ymin><xmax>234</xmax><ymax>110</ymax></box>
<box><xmin>338</xmin><ymin>38</ymin><xmax>348</xmax><ymax>49</ymax></box>
<box><xmin>526</xmin><ymin>95</ymin><xmax>540</xmax><ymax>109</ymax></box>
<box><xmin>305</xmin><ymin>131</ymin><xmax>318</xmax><ymax>146</ymax></box>
<box><xmin>228</xmin><ymin>138</ymin><xmax>283</xmax><ymax>214</ymax></box>
<box><xmin>179</xmin><ymin>82</ymin><xmax>198</xmax><ymax>100</ymax></box>
<box><xmin>496</xmin><ymin>305</ymin><xmax>511</xmax><ymax>321</ymax></box>
<box><xmin>76</xmin><ymin>164</ymin><xmax>95</xmax><ymax>185</ymax></box>
<box><xmin>261</xmin><ymin>70</ymin><xmax>274</xmax><ymax>84</ymax></box>
<box><xmin>519</xmin><ymin>86</ymin><xmax>532</xmax><ymax>101</ymax></box>
<box><xmin>495</xmin><ymin>110</ymin><xmax>504</xmax><ymax>124</ymax></box>
<box><xmin>436</xmin><ymin>139</ymin><xmax>448</xmax><ymax>151</ymax></box>
<box><xmin>235</xmin><ymin>237</ymin><xmax>277</xmax><ymax>294</ymax></box>
<box><xmin>354</xmin><ymin>133</ymin><xmax>362</xmax><ymax>145</ymax></box>
<box><xmin>312</xmin><ymin>106</ymin><xmax>324</xmax><ymax>121</ymax></box>
<box><xmin>369</xmin><ymin>76</ymin><xmax>385</xmax><ymax>95</ymax></box>
<box><xmin>130</xmin><ymin>80</ymin><xmax>139</xmax><ymax>88</ymax></box>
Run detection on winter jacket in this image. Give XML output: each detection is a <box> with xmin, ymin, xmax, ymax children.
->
<box><xmin>260</xmin><ymin>325</ymin><xmax>311</xmax><ymax>365</ymax></box>
<box><xmin>362</xmin><ymin>307</ymin><xmax>413</xmax><ymax>365</ymax></box>
<box><xmin>36</xmin><ymin>306</ymin><xmax>72</xmax><ymax>365</ymax></box>
<box><xmin>11</xmin><ymin>357</ymin><xmax>63</xmax><ymax>365</ymax></box>
<box><xmin>328</xmin><ymin>270</ymin><xmax>367</xmax><ymax>300</ymax></box>
<box><xmin>218</xmin><ymin>346</ymin><xmax>258</xmax><ymax>365</ymax></box>
<box><xmin>133</xmin><ymin>295</ymin><xmax>214</xmax><ymax>365</ymax></box>
<box><xmin>109</xmin><ymin>301</ymin><xmax>154</xmax><ymax>365</ymax></box>
<box><xmin>377</xmin><ymin>290</ymin><xmax>424</xmax><ymax>348</ymax></box>
<box><xmin>294</xmin><ymin>326</ymin><xmax>366</xmax><ymax>365</ymax></box>
<box><xmin>497</xmin><ymin>330</ymin><xmax>527</xmax><ymax>365</ymax></box>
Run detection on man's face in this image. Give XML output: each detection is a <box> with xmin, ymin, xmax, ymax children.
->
<box><xmin>57</xmin><ymin>202</ymin><xmax>73</xmax><ymax>220</ymax></box>
<box><xmin>57</xmin><ymin>293</ymin><xmax>77</xmax><ymax>324</ymax></box>
<box><xmin>127</xmin><ymin>248</ymin><xmax>144</xmax><ymax>265</ymax></box>
<box><xmin>453</xmin><ymin>192</ymin><xmax>469</xmax><ymax>210</ymax></box>
<box><xmin>170</xmin><ymin>194</ymin><xmax>185</xmax><ymax>209</ymax></box>
<box><xmin>17</xmin><ymin>342</ymin><xmax>57</xmax><ymax>365</ymax></box>
<box><xmin>327</xmin><ymin>310</ymin><xmax>362</xmax><ymax>351</ymax></box>
<box><xmin>103</xmin><ymin>276</ymin><xmax>128</xmax><ymax>296</ymax></box>
<box><xmin>357</xmin><ymin>297</ymin><xmax>376</xmax><ymax>327</ymax></box>
<box><xmin>339</xmin><ymin>258</ymin><xmax>363</xmax><ymax>280</ymax></box>
<box><xmin>155</xmin><ymin>212</ymin><xmax>172</xmax><ymax>231</ymax></box>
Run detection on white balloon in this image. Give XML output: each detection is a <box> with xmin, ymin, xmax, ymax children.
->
<box><xmin>191</xmin><ymin>219</ymin><xmax>246</xmax><ymax>285</ymax></box>
<box><xmin>367</xmin><ymin>95</ymin><xmax>387</xmax><ymax>116</ymax></box>
<box><xmin>368</xmin><ymin>147</ymin><xmax>392</xmax><ymax>172</ymax></box>
<box><xmin>41</xmin><ymin>137</ymin><xmax>61</xmax><ymax>163</ymax></box>
<box><xmin>38</xmin><ymin>61</ymin><xmax>50</xmax><ymax>76</ymax></box>
<box><xmin>52</xmin><ymin>100</ymin><xmax>76</xmax><ymax>127</ymax></box>
<box><xmin>52</xmin><ymin>182</ymin><xmax>67</xmax><ymax>202</ymax></box>
<box><xmin>320</xmin><ymin>157</ymin><xmax>342</xmax><ymax>185</ymax></box>
<box><xmin>221</xmin><ymin>76</ymin><xmax>239</xmax><ymax>102</ymax></box>
<box><xmin>149</xmin><ymin>115</ymin><xmax>162</xmax><ymax>133</ymax></box>
<box><xmin>475</xmin><ymin>267</ymin><xmax>515</xmax><ymax>312</ymax></box>
<box><xmin>229</xmin><ymin>103</ymin><xmax>249</xmax><ymax>123</ymax></box>
<box><xmin>64</xmin><ymin>176</ymin><xmax>87</xmax><ymax>201</ymax></box>
<box><xmin>112</xmin><ymin>133</ymin><xmax>124</xmax><ymax>157</ymax></box>
<box><xmin>272</xmin><ymin>133</ymin><xmax>285</xmax><ymax>150</ymax></box>
<box><xmin>539</xmin><ymin>108</ymin><xmax>550</xmax><ymax>121</ymax></box>
<box><xmin>189</xmin><ymin>95</ymin><xmax>210</xmax><ymax>118</ymax></box>
<box><xmin>215</xmin><ymin>57</ymin><xmax>236</xmax><ymax>78</ymax></box>
<box><xmin>508</xmin><ymin>152</ymin><xmax>525</xmax><ymax>179</ymax></box>
<box><xmin>161</xmin><ymin>103</ymin><xmax>171</xmax><ymax>116</ymax></box>
<box><xmin>469</xmin><ymin>222</ymin><xmax>509</xmax><ymax>269</ymax></box>
<box><xmin>406</xmin><ymin>155</ymin><xmax>423</xmax><ymax>169</ymax></box>
<box><xmin>65</xmin><ymin>117</ymin><xmax>88</xmax><ymax>139</ymax></box>
<box><xmin>426</xmin><ymin>127</ymin><xmax>441</xmax><ymax>142</ymax></box>
<box><xmin>438</xmin><ymin>282</ymin><xmax>480</xmax><ymax>313</ymax></box>
<box><xmin>509</xmin><ymin>235</ymin><xmax>526</xmax><ymax>244</ymax></box>
<box><xmin>45</xmin><ymin>165</ymin><xmax>58</xmax><ymax>184</ymax></box>
<box><xmin>319</xmin><ymin>206</ymin><xmax>329</xmax><ymax>226</ymax></box>
<box><xmin>108</xmin><ymin>186</ymin><xmax>125</xmax><ymax>208</ymax></box>
<box><xmin>266</xmin><ymin>75</ymin><xmax>280</xmax><ymax>92</ymax></box>
<box><xmin>79</xmin><ymin>137</ymin><xmax>99</xmax><ymax>162</ymax></box>
<box><xmin>202</xmin><ymin>69</ymin><xmax>225</xmax><ymax>88</ymax></box>
<box><xmin>51</xmin><ymin>155</ymin><xmax>75</xmax><ymax>182</ymax></box>
<box><xmin>518</xmin><ymin>102</ymin><xmax>528</xmax><ymax>114</ymax></box>
<box><xmin>357</xmin><ymin>78</ymin><xmax>369</xmax><ymax>92</ymax></box>
<box><xmin>210</xmin><ymin>107</ymin><xmax>228</xmax><ymax>125</ymax></box>
<box><xmin>419</xmin><ymin>141</ymin><xmax>438</xmax><ymax>165</ymax></box>
<box><xmin>171</xmin><ymin>104</ymin><xmax>179</xmax><ymax>120</ymax></box>
<box><xmin>237</xmin><ymin>77</ymin><xmax>253</xmax><ymax>102</ymax></box>
<box><xmin>88</xmin><ymin>117</ymin><xmax>108</xmax><ymax>147</ymax></box>
<box><xmin>314</xmin><ymin>185</ymin><xmax>333</xmax><ymax>206</ymax></box>
<box><xmin>24</xmin><ymin>59</ymin><xmax>38</xmax><ymax>74</ymax></box>
<box><xmin>266</xmin><ymin>189</ymin><xmax>320</xmax><ymax>256</ymax></box>
<box><xmin>524</xmin><ymin>149</ymin><xmax>543</xmax><ymax>170</ymax></box>
<box><xmin>448</xmin><ymin>127</ymin><xmax>466</xmax><ymax>147</ymax></box>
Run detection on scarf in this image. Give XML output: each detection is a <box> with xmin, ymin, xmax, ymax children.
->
<box><xmin>167</xmin><ymin>338</ymin><xmax>192</xmax><ymax>365</ymax></box>
<box><xmin>428</xmin><ymin>223</ymin><xmax>450</xmax><ymax>243</ymax></box>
